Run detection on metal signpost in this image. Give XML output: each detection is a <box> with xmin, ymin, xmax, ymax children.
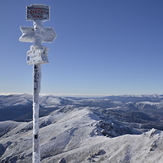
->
<box><xmin>19</xmin><ymin>4</ymin><xmax>56</xmax><ymax>163</ymax></box>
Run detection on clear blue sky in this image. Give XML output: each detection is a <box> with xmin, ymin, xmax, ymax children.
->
<box><xmin>1</xmin><ymin>0</ymin><xmax>163</xmax><ymax>95</ymax></box>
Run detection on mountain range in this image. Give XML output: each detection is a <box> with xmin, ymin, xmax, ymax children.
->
<box><xmin>0</xmin><ymin>93</ymin><xmax>163</xmax><ymax>162</ymax></box>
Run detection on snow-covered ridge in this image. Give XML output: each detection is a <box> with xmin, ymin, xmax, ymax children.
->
<box><xmin>0</xmin><ymin>107</ymin><xmax>163</xmax><ymax>162</ymax></box>
<box><xmin>1</xmin><ymin>93</ymin><xmax>163</xmax><ymax>162</ymax></box>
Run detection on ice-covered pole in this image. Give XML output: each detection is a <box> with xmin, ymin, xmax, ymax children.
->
<box><xmin>19</xmin><ymin>4</ymin><xmax>57</xmax><ymax>163</ymax></box>
<box><xmin>32</xmin><ymin>20</ymin><xmax>43</xmax><ymax>163</ymax></box>
<box><xmin>33</xmin><ymin>64</ymin><xmax>41</xmax><ymax>163</ymax></box>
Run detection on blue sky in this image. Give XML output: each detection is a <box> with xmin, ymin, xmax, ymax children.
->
<box><xmin>1</xmin><ymin>0</ymin><xmax>163</xmax><ymax>95</ymax></box>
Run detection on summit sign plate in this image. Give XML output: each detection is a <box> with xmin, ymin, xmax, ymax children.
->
<box><xmin>26</xmin><ymin>4</ymin><xmax>49</xmax><ymax>21</ymax></box>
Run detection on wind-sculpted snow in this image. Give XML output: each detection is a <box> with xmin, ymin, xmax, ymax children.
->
<box><xmin>1</xmin><ymin>94</ymin><xmax>163</xmax><ymax>162</ymax></box>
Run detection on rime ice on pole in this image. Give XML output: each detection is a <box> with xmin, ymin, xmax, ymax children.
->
<box><xmin>19</xmin><ymin>4</ymin><xmax>57</xmax><ymax>163</ymax></box>
<box><xmin>19</xmin><ymin>4</ymin><xmax>56</xmax><ymax>65</ymax></box>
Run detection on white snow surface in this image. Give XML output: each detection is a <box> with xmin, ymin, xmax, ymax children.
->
<box><xmin>0</xmin><ymin>106</ymin><xmax>163</xmax><ymax>162</ymax></box>
<box><xmin>1</xmin><ymin>94</ymin><xmax>163</xmax><ymax>162</ymax></box>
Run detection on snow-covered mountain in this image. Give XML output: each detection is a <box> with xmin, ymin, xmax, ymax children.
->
<box><xmin>0</xmin><ymin>94</ymin><xmax>163</xmax><ymax>162</ymax></box>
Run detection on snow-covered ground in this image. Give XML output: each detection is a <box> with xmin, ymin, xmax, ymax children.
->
<box><xmin>0</xmin><ymin>94</ymin><xmax>163</xmax><ymax>162</ymax></box>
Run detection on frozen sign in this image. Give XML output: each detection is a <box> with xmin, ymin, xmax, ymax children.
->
<box><xmin>27</xmin><ymin>46</ymin><xmax>49</xmax><ymax>65</ymax></box>
<box><xmin>26</xmin><ymin>4</ymin><xmax>49</xmax><ymax>21</ymax></box>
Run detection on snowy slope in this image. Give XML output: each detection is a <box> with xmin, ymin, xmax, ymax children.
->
<box><xmin>1</xmin><ymin>94</ymin><xmax>163</xmax><ymax>162</ymax></box>
<box><xmin>0</xmin><ymin>106</ymin><xmax>163</xmax><ymax>162</ymax></box>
